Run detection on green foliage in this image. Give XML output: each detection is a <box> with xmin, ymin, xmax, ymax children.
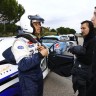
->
<box><xmin>70</xmin><ymin>29</ymin><xmax>76</xmax><ymax>34</ymax></box>
<box><xmin>56</xmin><ymin>27</ymin><xmax>76</xmax><ymax>35</ymax></box>
<box><xmin>41</xmin><ymin>31</ymin><xmax>57</xmax><ymax>37</ymax></box>
<box><xmin>5</xmin><ymin>24</ymin><xmax>16</xmax><ymax>32</ymax></box>
<box><xmin>0</xmin><ymin>0</ymin><xmax>25</xmax><ymax>36</ymax></box>
<box><xmin>41</xmin><ymin>27</ymin><xmax>57</xmax><ymax>36</ymax></box>
<box><xmin>0</xmin><ymin>24</ymin><xmax>18</xmax><ymax>36</ymax></box>
<box><xmin>56</xmin><ymin>27</ymin><xmax>65</xmax><ymax>34</ymax></box>
<box><xmin>50</xmin><ymin>28</ymin><xmax>56</xmax><ymax>32</ymax></box>
<box><xmin>42</xmin><ymin>27</ymin><xmax>50</xmax><ymax>32</ymax></box>
<box><xmin>0</xmin><ymin>0</ymin><xmax>25</xmax><ymax>24</ymax></box>
<box><xmin>0</xmin><ymin>24</ymin><xmax>4</xmax><ymax>32</ymax></box>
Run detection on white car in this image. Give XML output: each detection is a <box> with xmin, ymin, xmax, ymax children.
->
<box><xmin>0</xmin><ymin>36</ymin><xmax>49</xmax><ymax>96</ymax></box>
<box><xmin>60</xmin><ymin>34</ymin><xmax>77</xmax><ymax>46</ymax></box>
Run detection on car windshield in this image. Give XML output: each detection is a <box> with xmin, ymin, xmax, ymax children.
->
<box><xmin>41</xmin><ymin>38</ymin><xmax>58</xmax><ymax>43</ymax></box>
<box><xmin>60</xmin><ymin>36</ymin><xmax>69</xmax><ymax>41</ymax></box>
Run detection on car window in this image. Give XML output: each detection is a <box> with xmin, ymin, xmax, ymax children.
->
<box><xmin>69</xmin><ymin>36</ymin><xmax>76</xmax><ymax>41</ymax></box>
<box><xmin>60</xmin><ymin>36</ymin><xmax>69</xmax><ymax>41</ymax></box>
<box><xmin>41</xmin><ymin>38</ymin><xmax>58</xmax><ymax>43</ymax></box>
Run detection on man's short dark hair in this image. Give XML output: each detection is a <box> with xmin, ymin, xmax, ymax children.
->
<box><xmin>81</xmin><ymin>20</ymin><xmax>94</xmax><ymax>29</ymax></box>
<box><xmin>81</xmin><ymin>20</ymin><xmax>95</xmax><ymax>35</ymax></box>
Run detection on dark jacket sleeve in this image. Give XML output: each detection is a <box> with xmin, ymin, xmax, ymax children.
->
<box><xmin>18</xmin><ymin>52</ymin><xmax>43</xmax><ymax>72</ymax></box>
<box><xmin>68</xmin><ymin>45</ymin><xmax>86</xmax><ymax>55</ymax></box>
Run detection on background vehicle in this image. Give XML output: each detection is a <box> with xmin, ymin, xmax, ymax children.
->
<box><xmin>0</xmin><ymin>36</ymin><xmax>49</xmax><ymax>96</ymax></box>
<box><xmin>60</xmin><ymin>34</ymin><xmax>78</xmax><ymax>46</ymax></box>
<box><xmin>40</xmin><ymin>35</ymin><xmax>77</xmax><ymax>48</ymax></box>
<box><xmin>40</xmin><ymin>35</ymin><xmax>69</xmax><ymax>49</ymax></box>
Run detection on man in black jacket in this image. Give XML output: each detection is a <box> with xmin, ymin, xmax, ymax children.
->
<box><xmin>69</xmin><ymin>20</ymin><xmax>96</xmax><ymax>96</ymax></box>
<box><xmin>86</xmin><ymin>7</ymin><xmax>96</xmax><ymax>96</ymax></box>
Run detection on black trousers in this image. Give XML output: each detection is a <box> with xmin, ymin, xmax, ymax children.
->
<box><xmin>86</xmin><ymin>78</ymin><xmax>96</xmax><ymax>96</ymax></box>
<box><xmin>72</xmin><ymin>75</ymin><xmax>91</xmax><ymax>96</ymax></box>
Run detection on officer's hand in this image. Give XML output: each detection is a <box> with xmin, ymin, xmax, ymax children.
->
<box><xmin>37</xmin><ymin>45</ymin><xmax>45</xmax><ymax>51</ymax></box>
<box><xmin>39</xmin><ymin>48</ymin><xmax>48</xmax><ymax>57</ymax></box>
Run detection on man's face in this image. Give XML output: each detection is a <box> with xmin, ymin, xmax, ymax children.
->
<box><xmin>32</xmin><ymin>22</ymin><xmax>41</xmax><ymax>34</ymax></box>
<box><xmin>91</xmin><ymin>12</ymin><xmax>96</xmax><ymax>28</ymax></box>
<box><xmin>81</xmin><ymin>23</ymin><xmax>89</xmax><ymax>37</ymax></box>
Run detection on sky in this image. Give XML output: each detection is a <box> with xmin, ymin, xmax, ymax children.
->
<box><xmin>17</xmin><ymin>0</ymin><xmax>96</xmax><ymax>33</ymax></box>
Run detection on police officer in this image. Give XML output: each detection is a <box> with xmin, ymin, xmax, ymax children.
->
<box><xmin>12</xmin><ymin>13</ymin><xmax>48</xmax><ymax>96</ymax></box>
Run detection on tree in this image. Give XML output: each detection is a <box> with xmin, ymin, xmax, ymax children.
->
<box><xmin>56</xmin><ymin>27</ymin><xmax>76</xmax><ymax>35</ymax></box>
<box><xmin>0</xmin><ymin>0</ymin><xmax>25</xmax><ymax>24</ymax></box>
<box><xmin>56</xmin><ymin>27</ymin><xmax>65</xmax><ymax>34</ymax></box>
<box><xmin>56</xmin><ymin>27</ymin><xmax>68</xmax><ymax>34</ymax></box>
<box><xmin>70</xmin><ymin>29</ymin><xmax>76</xmax><ymax>34</ymax></box>
<box><xmin>50</xmin><ymin>28</ymin><xmax>56</xmax><ymax>32</ymax></box>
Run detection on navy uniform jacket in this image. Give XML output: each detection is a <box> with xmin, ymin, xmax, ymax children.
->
<box><xmin>11</xmin><ymin>36</ymin><xmax>44</xmax><ymax>96</ymax></box>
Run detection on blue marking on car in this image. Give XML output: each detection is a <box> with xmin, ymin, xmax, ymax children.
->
<box><xmin>0</xmin><ymin>71</ymin><xmax>18</xmax><ymax>84</ymax></box>
<box><xmin>0</xmin><ymin>82</ymin><xmax>22</xmax><ymax>96</ymax></box>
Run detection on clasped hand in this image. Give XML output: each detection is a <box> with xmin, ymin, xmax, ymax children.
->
<box><xmin>37</xmin><ymin>45</ymin><xmax>48</xmax><ymax>57</ymax></box>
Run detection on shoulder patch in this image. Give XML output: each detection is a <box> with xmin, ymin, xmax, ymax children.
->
<box><xmin>17</xmin><ymin>46</ymin><xmax>24</xmax><ymax>49</ymax></box>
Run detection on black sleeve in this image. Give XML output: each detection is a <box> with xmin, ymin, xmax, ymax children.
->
<box><xmin>68</xmin><ymin>45</ymin><xmax>86</xmax><ymax>55</ymax></box>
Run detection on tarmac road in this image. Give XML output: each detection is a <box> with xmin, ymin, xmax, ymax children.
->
<box><xmin>43</xmin><ymin>72</ymin><xmax>75</xmax><ymax>96</ymax></box>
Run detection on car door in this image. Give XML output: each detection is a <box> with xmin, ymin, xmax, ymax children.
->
<box><xmin>48</xmin><ymin>41</ymin><xmax>74</xmax><ymax>77</ymax></box>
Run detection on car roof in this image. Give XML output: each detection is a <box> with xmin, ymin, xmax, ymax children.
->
<box><xmin>42</xmin><ymin>35</ymin><xmax>69</xmax><ymax>41</ymax></box>
<box><xmin>43</xmin><ymin>35</ymin><xmax>60</xmax><ymax>39</ymax></box>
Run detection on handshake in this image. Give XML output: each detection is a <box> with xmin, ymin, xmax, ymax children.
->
<box><xmin>68</xmin><ymin>45</ymin><xmax>86</xmax><ymax>55</ymax></box>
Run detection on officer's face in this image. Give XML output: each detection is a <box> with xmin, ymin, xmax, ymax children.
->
<box><xmin>81</xmin><ymin>23</ymin><xmax>89</xmax><ymax>37</ymax></box>
<box><xmin>32</xmin><ymin>22</ymin><xmax>41</xmax><ymax>34</ymax></box>
<box><xmin>91</xmin><ymin>13</ymin><xmax>96</xmax><ymax>28</ymax></box>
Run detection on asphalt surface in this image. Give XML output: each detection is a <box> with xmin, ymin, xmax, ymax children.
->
<box><xmin>43</xmin><ymin>72</ymin><xmax>75</xmax><ymax>96</ymax></box>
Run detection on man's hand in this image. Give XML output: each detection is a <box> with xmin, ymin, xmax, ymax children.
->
<box><xmin>37</xmin><ymin>45</ymin><xmax>45</xmax><ymax>51</ymax></box>
<box><xmin>38</xmin><ymin>45</ymin><xmax>48</xmax><ymax>57</ymax></box>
